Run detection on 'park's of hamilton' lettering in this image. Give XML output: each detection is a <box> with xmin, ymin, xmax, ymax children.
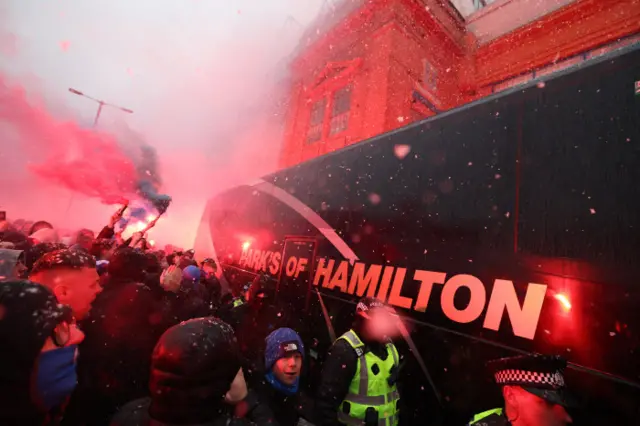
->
<box><xmin>239</xmin><ymin>249</ymin><xmax>547</xmax><ymax>340</ymax></box>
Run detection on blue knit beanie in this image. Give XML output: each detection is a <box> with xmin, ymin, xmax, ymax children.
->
<box><xmin>264</xmin><ymin>328</ymin><xmax>304</xmax><ymax>370</ymax></box>
<box><xmin>182</xmin><ymin>265</ymin><xmax>201</xmax><ymax>281</ymax></box>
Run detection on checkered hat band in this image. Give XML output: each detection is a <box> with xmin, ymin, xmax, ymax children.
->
<box><xmin>357</xmin><ymin>300</ymin><xmax>384</xmax><ymax>312</ymax></box>
<box><xmin>495</xmin><ymin>369</ymin><xmax>565</xmax><ymax>388</ymax></box>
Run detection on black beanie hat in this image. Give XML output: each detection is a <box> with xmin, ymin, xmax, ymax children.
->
<box><xmin>89</xmin><ymin>238</ymin><xmax>115</xmax><ymax>258</ymax></box>
<box><xmin>0</xmin><ymin>280</ymin><xmax>69</xmax><ymax>369</ymax></box>
<box><xmin>148</xmin><ymin>317</ymin><xmax>242</xmax><ymax>424</ymax></box>
<box><xmin>144</xmin><ymin>252</ymin><xmax>162</xmax><ymax>275</ymax></box>
<box><xmin>0</xmin><ymin>280</ymin><xmax>70</xmax><ymax>424</ymax></box>
<box><xmin>107</xmin><ymin>247</ymin><xmax>147</xmax><ymax>282</ymax></box>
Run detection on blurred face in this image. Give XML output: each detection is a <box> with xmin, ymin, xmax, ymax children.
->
<box><xmin>160</xmin><ymin>257</ymin><xmax>169</xmax><ymax>269</ymax></box>
<box><xmin>32</xmin><ymin>267</ymin><xmax>102</xmax><ymax>320</ymax></box>
<box><xmin>362</xmin><ymin>306</ymin><xmax>400</xmax><ymax>342</ymax></box>
<box><xmin>134</xmin><ymin>238</ymin><xmax>147</xmax><ymax>250</ymax></box>
<box><xmin>13</xmin><ymin>258</ymin><xmax>27</xmax><ymax>279</ymax></box>
<box><xmin>203</xmin><ymin>264</ymin><xmax>216</xmax><ymax>278</ymax></box>
<box><xmin>273</xmin><ymin>353</ymin><xmax>302</xmax><ymax>386</ymax></box>
<box><xmin>57</xmin><ymin>268</ymin><xmax>102</xmax><ymax>320</ymax></box>
<box><xmin>77</xmin><ymin>231</ymin><xmax>94</xmax><ymax>251</ymax></box>
<box><xmin>504</xmin><ymin>386</ymin><xmax>572</xmax><ymax>426</ymax></box>
<box><xmin>22</xmin><ymin>221</ymin><xmax>34</xmax><ymax>234</ymax></box>
<box><xmin>101</xmin><ymin>246</ymin><xmax>116</xmax><ymax>260</ymax></box>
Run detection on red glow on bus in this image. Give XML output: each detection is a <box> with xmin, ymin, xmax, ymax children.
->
<box><xmin>554</xmin><ymin>293</ymin><xmax>572</xmax><ymax>311</ymax></box>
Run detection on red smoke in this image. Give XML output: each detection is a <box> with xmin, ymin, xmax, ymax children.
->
<box><xmin>0</xmin><ymin>76</ymin><xmax>137</xmax><ymax>205</ymax></box>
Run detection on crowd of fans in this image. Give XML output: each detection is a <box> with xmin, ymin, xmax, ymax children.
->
<box><xmin>0</xmin><ymin>207</ymin><xmax>323</xmax><ymax>426</ymax></box>
<box><xmin>0</xmin><ymin>207</ymin><xmax>578</xmax><ymax>426</ymax></box>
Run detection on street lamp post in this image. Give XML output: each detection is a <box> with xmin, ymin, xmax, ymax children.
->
<box><xmin>64</xmin><ymin>88</ymin><xmax>134</xmax><ymax>219</ymax></box>
<box><xmin>68</xmin><ymin>88</ymin><xmax>133</xmax><ymax>127</ymax></box>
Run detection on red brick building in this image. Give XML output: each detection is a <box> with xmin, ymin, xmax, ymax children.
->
<box><xmin>278</xmin><ymin>0</ymin><xmax>640</xmax><ymax>168</ymax></box>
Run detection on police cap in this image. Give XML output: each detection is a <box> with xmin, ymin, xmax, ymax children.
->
<box><xmin>488</xmin><ymin>354</ymin><xmax>576</xmax><ymax>407</ymax></box>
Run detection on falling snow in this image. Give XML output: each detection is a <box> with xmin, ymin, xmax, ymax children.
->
<box><xmin>394</xmin><ymin>144</ymin><xmax>411</xmax><ymax>159</ymax></box>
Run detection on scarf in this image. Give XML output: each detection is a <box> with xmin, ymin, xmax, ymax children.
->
<box><xmin>265</xmin><ymin>371</ymin><xmax>299</xmax><ymax>396</ymax></box>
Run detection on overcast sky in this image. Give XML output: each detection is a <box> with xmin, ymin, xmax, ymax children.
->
<box><xmin>0</xmin><ymin>0</ymin><xmax>326</xmax><ymax>246</ymax></box>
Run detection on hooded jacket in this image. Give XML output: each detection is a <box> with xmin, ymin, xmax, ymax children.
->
<box><xmin>253</xmin><ymin>378</ymin><xmax>316</xmax><ymax>426</ymax></box>
<box><xmin>63</xmin><ymin>248</ymin><xmax>169</xmax><ymax>426</ymax></box>
<box><xmin>0</xmin><ymin>280</ymin><xmax>70</xmax><ymax>425</ymax></box>
<box><xmin>110</xmin><ymin>318</ymin><xmax>276</xmax><ymax>426</ymax></box>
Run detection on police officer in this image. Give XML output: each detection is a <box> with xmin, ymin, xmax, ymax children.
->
<box><xmin>316</xmin><ymin>297</ymin><xmax>401</xmax><ymax>426</ymax></box>
<box><xmin>468</xmin><ymin>354</ymin><xmax>574</xmax><ymax>426</ymax></box>
<box><xmin>233</xmin><ymin>284</ymin><xmax>249</xmax><ymax>307</ymax></box>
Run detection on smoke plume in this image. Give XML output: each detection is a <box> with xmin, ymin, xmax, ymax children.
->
<box><xmin>0</xmin><ymin>0</ymin><xmax>324</xmax><ymax>246</ymax></box>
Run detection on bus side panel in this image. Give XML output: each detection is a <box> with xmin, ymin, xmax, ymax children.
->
<box><xmin>205</xmin><ymin>46</ymin><xmax>640</xmax><ymax>424</ymax></box>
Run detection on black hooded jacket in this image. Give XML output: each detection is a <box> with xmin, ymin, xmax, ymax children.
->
<box><xmin>110</xmin><ymin>390</ymin><xmax>275</xmax><ymax>426</ymax></box>
<box><xmin>252</xmin><ymin>373</ymin><xmax>317</xmax><ymax>426</ymax></box>
<box><xmin>110</xmin><ymin>317</ymin><xmax>277</xmax><ymax>426</ymax></box>
<box><xmin>0</xmin><ymin>280</ymin><xmax>71</xmax><ymax>426</ymax></box>
<box><xmin>65</xmin><ymin>279</ymin><xmax>165</xmax><ymax>425</ymax></box>
<box><xmin>63</xmin><ymin>249</ymin><xmax>172</xmax><ymax>426</ymax></box>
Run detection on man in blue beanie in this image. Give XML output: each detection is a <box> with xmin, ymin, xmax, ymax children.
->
<box><xmin>182</xmin><ymin>265</ymin><xmax>201</xmax><ymax>284</ymax></box>
<box><xmin>255</xmin><ymin>328</ymin><xmax>317</xmax><ymax>426</ymax></box>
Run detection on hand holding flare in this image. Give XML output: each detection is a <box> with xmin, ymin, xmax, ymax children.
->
<box><xmin>108</xmin><ymin>202</ymin><xmax>129</xmax><ymax>228</ymax></box>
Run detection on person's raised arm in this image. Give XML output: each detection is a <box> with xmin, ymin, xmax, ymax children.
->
<box><xmin>97</xmin><ymin>202</ymin><xmax>128</xmax><ymax>239</ymax></box>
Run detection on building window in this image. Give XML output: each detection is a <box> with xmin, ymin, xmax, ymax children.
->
<box><xmin>423</xmin><ymin>59</ymin><xmax>438</xmax><ymax>92</ymax></box>
<box><xmin>329</xmin><ymin>85</ymin><xmax>352</xmax><ymax>136</ymax></box>
<box><xmin>447</xmin><ymin>0</ymin><xmax>496</xmax><ymax>19</ymax></box>
<box><xmin>307</xmin><ymin>98</ymin><xmax>326</xmax><ymax>144</ymax></box>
